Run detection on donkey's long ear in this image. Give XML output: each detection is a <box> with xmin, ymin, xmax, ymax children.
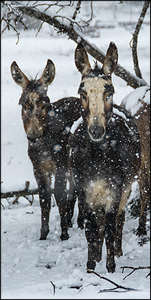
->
<box><xmin>11</xmin><ymin>61</ymin><xmax>29</xmax><ymax>89</ymax></box>
<box><xmin>75</xmin><ymin>43</ymin><xmax>91</xmax><ymax>76</ymax></box>
<box><xmin>102</xmin><ymin>42</ymin><xmax>118</xmax><ymax>77</ymax></box>
<box><xmin>40</xmin><ymin>59</ymin><xmax>55</xmax><ymax>86</ymax></box>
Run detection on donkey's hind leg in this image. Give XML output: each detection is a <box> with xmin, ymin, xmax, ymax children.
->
<box><xmin>77</xmin><ymin>197</ymin><xmax>85</xmax><ymax>229</ymax></box>
<box><xmin>137</xmin><ymin>168</ymin><xmax>150</xmax><ymax>236</ymax></box>
<box><xmin>66</xmin><ymin>171</ymin><xmax>77</xmax><ymax>228</ymax></box>
<box><xmin>114</xmin><ymin>184</ymin><xmax>131</xmax><ymax>257</ymax></box>
<box><xmin>114</xmin><ymin>210</ymin><xmax>125</xmax><ymax>257</ymax></box>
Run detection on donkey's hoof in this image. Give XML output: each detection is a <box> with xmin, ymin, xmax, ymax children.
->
<box><xmin>136</xmin><ymin>226</ymin><xmax>147</xmax><ymax>237</ymax></box>
<box><xmin>95</xmin><ymin>250</ymin><xmax>102</xmax><ymax>262</ymax></box>
<box><xmin>87</xmin><ymin>260</ymin><xmax>96</xmax><ymax>272</ymax></box>
<box><xmin>77</xmin><ymin>218</ymin><xmax>84</xmax><ymax>230</ymax></box>
<box><xmin>39</xmin><ymin>236</ymin><xmax>47</xmax><ymax>240</ymax></box>
<box><xmin>106</xmin><ymin>261</ymin><xmax>115</xmax><ymax>273</ymax></box>
<box><xmin>40</xmin><ymin>228</ymin><xmax>49</xmax><ymax>240</ymax></box>
<box><xmin>68</xmin><ymin>220</ymin><xmax>73</xmax><ymax>228</ymax></box>
<box><xmin>60</xmin><ymin>232</ymin><xmax>69</xmax><ymax>241</ymax></box>
<box><xmin>115</xmin><ymin>248</ymin><xmax>123</xmax><ymax>258</ymax></box>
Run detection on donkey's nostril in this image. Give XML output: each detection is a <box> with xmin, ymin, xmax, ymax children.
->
<box><xmin>89</xmin><ymin>124</ymin><xmax>105</xmax><ymax>141</ymax></box>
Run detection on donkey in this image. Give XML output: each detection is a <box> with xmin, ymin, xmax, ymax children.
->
<box><xmin>120</xmin><ymin>87</ymin><xmax>150</xmax><ymax>237</ymax></box>
<box><xmin>69</xmin><ymin>42</ymin><xmax>141</xmax><ymax>273</ymax></box>
<box><xmin>11</xmin><ymin>59</ymin><xmax>82</xmax><ymax>241</ymax></box>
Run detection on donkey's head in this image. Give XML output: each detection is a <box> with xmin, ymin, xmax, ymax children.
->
<box><xmin>11</xmin><ymin>59</ymin><xmax>55</xmax><ymax>142</ymax></box>
<box><xmin>75</xmin><ymin>42</ymin><xmax>118</xmax><ymax>142</ymax></box>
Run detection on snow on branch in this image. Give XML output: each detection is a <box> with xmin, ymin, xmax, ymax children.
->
<box><xmin>16</xmin><ymin>5</ymin><xmax>148</xmax><ymax>89</ymax></box>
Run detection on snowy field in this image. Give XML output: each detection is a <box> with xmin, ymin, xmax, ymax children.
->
<box><xmin>1</xmin><ymin>2</ymin><xmax>150</xmax><ymax>299</ymax></box>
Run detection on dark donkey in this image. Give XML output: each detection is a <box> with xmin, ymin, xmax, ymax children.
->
<box><xmin>11</xmin><ymin>59</ymin><xmax>82</xmax><ymax>241</ymax></box>
<box><xmin>69</xmin><ymin>42</ymin><xmax>141</xmax><ymax>273</ymax></box>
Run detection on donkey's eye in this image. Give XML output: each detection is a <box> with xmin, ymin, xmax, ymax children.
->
<box><xmin>41</xmin><ymin>104</ymin><xmax>46</xmax><ymax>110</ymax></box>
<box><xmin>22</xmin><ymin>104</ymin><xmax>27</xmax><ymax>111</ymax></box>
<box><xmin>106</xmin><ymin>94</ymin><xmax>113</xmax><ymax>102</ymax></box>
<box><xmin>28</xmin><ymin>103</ymin><xmax>34</xmax><ymax>111</ymax></box>
<box><xmin>81</xmin><ymin>93</ymin><xmax>87</xmax><ymax>102</ymax></box>
<box><xmin>78</xmin><ymin>85</ymin><xmax>86</xmax><ymax>95</ymax></box>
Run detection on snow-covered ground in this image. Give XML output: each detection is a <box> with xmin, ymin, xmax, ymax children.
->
<box><xmin>1</xmin><ymin>2</ymin><xmax>150</xmax><ymax>299</ymax></box>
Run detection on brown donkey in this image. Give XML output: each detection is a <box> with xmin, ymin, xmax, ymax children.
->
<box><xmin>120</xmin><ymin>86</ymin><xmax>150</xmax><ymax>237</ymax></box>
<box><xmin>70</xmin><ymin>42</ymin><xmax>141</xmax><ymax>273</ymax></box>
<box><xmin>11</xmin><ymin>59</ymin><xmax>82</xmax><ymax>241</ymax></box>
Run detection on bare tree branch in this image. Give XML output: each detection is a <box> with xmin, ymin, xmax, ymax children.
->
<box><xmin>130</xmin><ymin>1</ymin><xmax>150</xmax><ymax>78</ymax></box>
<box><xmin>87</xmin><ymin>269</ymin><xmax>137</xmax><ymax>292</ymax></box>
<box><xmin>16</xmin><ymin>5</ymin><xmax>148</xmax><ymax>89</ymax></box>
<box><xmin>121</xmin><ymin>266</ymin><xmax>150</xmax><ymax>280</ymax></box>
<box><xmin>1</xmin><ymin>181</ymin><xmax>39</xmax><ymax>201</ymax></box>
<box><xmin>1</xmin><ymin>1</ymin><xmax>28</xmax><ymax>37</ymax></box>
<box><xmin>1</xmin><ymin>181</ymin><xmax>56</xmax><ymax>207</ymax></box>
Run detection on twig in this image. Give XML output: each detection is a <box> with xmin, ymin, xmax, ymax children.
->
<box><xmin>72</xmin><ymin>1</ymin><xmax>82</xmax><ymax>21</ymax></box>
<box><xmin>146</xmin><ymin>272</ymin><xmax>150</xmax><ymax>278</ymax></box>
<box><xmin>50</xmin><ymin>280</ymin><xmax>55</xmax><ymax>295</ymax></box>
<box><xmin>1</xmin><ymin>202</ymin><xmax>5</xmax><ymax>209</ymax></box>
<box><xmin>130</xmin><ymin>1</ymin><xmax>150</xmax><ymax>79</ymax></box>
<box><xmin>87</xmin><ymin>269</ymin><xmax>137</xmax><ymax>292</ymax></box>
<box><xmin>84</xmin><ymin>1</ymin><xmax>93</xmax><ymax>25</ymax></box>
<box><xmin>121</xmin><ymin>266</ymin><xmax>150</xmax><ymax>280</ymax></box>
<box><xmin>1</xmin><ymin>1</ymin><xmax>27</xmax><ymax>43</ymax></box>
<box><xmin>35</xmin><ymin>21</ymin><xmax>44</xmax><ymax>37</ymax></box>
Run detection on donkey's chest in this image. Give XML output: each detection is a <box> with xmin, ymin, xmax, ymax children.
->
<box><xmin>72</xmin><ymin>143</ymin><xmax>121</xmax><ymax>179</ymax></box>
<box><xmin>84</xmin><ymin>178</ymin><xmax>119</xmax><ymax>212</ymax></box>
<box><xmin>39</xmin><ymin>152</ymin><xmax>57</xmax><ymax>177</ymax></box>
<box><xmin>28</xmin><ymin>142</ymin><xmax>57</xmax><ymax>176</ymax></box>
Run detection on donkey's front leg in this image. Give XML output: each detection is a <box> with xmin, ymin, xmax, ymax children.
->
<box><xmin>105</xmin><ymin>212</ymin><xmax>116</xmax><ymax>273</ymax></box>
<box><xmin>54</xmin><ymin>167</ymin><xmax>70</xmax><ymax>241</ymax></box>
<box><xmin>85</xmin><ymin>219</ymin><xmax>97</xmax><ymax>271</ymax></box>
<box><xmin>85</xmin><ymin>214</ymin><xmax>105</xmax><ymax>272</ymax></box>
<box><xmin>77</xmin><ymin>197</ymin><xmax>85</xmax><ymax>229</ymax></box>
<box><xmin>39</xmin><ymin>182</ymin><xmax>51</xmax><ymax>240</ymax></box>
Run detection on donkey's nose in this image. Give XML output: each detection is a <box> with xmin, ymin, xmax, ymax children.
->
<box><xmin>27</xmin><ymin>132</ymin><xmax>41</xmax><ymax>142</ymax></box>
<box><xmin>89</xmin><ymin>124</ymin><xmax>105</xmax><ymax>141</ymax></box>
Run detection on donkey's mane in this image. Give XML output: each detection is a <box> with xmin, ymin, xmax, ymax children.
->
<box><xmin>90</xmin><ymin>61</ymin><xmax>109</xmax><ymax>79</ymax></box>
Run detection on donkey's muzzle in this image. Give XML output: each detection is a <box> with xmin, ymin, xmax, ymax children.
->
<box><xmin>27</xmin><ymin>132</ymin><xmax>42</xmax><ymax>143</ymax></box>
<box><xmin>88</xmin><ymin>124</ymin><xmax>105</xmax><ymax>142</ymax></box>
